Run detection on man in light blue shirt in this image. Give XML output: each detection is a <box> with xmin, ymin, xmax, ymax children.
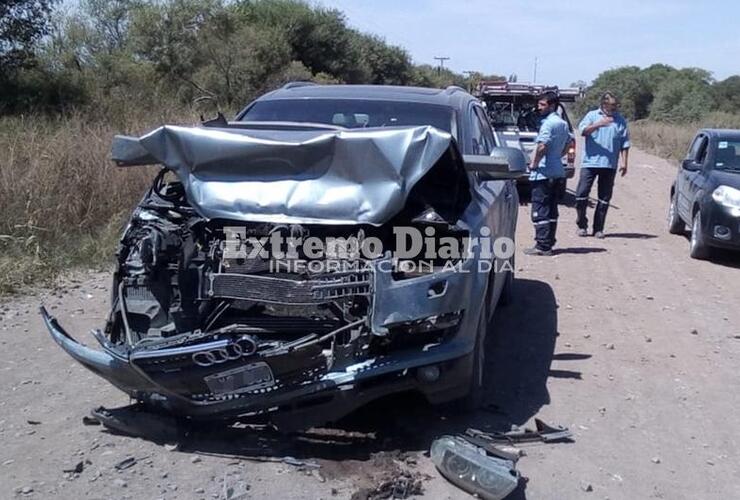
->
<box><xmin>575</xmin><ymin>92</ymin><xmax>630</xmax><ymax>238</ymax></box>
<box><xmin>524</xmin><ymin>91</ymin><xmax>571</xmax><ymax>256</ymax></box>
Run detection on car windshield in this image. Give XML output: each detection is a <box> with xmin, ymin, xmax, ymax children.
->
<box><xmin>240</xmin><ymin>99</ymin><xmax>455</xmax><ymax>133</ymax></box>
<box><xmin>715</xmin><ymin>140</ymin><xmax>740</xmax><ymax>171</ymax></box>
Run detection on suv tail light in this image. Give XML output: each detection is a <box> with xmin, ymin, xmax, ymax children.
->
<box><xmin>566</xmin><ymin>139</ymin><xmax>576</xmax><ymax>165</ymax></box>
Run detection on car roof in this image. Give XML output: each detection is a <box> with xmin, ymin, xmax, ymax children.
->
<box><xmin>253</xmin><ymin>83</ymin><xmax>475</xmax><ymax>110</ymax></box>
<box><xmin>699</xmin><ymin>129</ymin><xmax>740</xmax><ymax>141</ymax></box>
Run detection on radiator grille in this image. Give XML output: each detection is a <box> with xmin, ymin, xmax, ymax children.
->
<box><xmin>207</xmin><ymin>271</ymin><xmax>371</xmax><ymax>304</ymax></box>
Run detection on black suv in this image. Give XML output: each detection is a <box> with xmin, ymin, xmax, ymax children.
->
<box><xmin>668</xmin><ymin>128</ymin><xmax>740</xmax><ymax>259</ymax></box>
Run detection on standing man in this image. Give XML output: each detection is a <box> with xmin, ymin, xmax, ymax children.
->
<box><xmin>524</xmin><ymin>91</ymin><xmax>571</xmax><ymax>256</ymax></box>
<box><xmin>575</xmin><ymin>92</ymin><xmax>630</xmax><ymax>238</ymax></box>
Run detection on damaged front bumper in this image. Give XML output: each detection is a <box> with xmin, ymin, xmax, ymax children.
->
<box><xmin>41</xmin><ymin>286</ymin><xmax>479</xmax><ymax>427</ymax></box>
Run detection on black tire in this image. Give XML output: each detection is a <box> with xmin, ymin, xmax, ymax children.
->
<box><xmin>459</xmin><ymin>300</ymin><xmax>489</xmax><ymax>412</ymax></box>
<box><xmin>668</xmin><ymin>191</ymin><xmax>684</xmax><ymax>235</ymax></box>
<box><xmin>689</xmin><ymin>210</ymin><xmax>711</xmax><ymax>260</ymax></box>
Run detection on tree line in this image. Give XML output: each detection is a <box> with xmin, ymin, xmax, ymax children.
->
<box><xmin>574</xmin><ymin>64</ymin><xmax>740</xmax><ymax>123</ymax></box>
<box><xmin>0</xmin><ymin>0</ymin><xmax>503</xmax><ymax>116</ymax></box>
<box><xmin>2</xmin><ymin>0</ymin><xmax>736</xmax><ymax>123</ymax></box>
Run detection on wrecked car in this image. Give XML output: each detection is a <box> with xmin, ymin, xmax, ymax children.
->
<box><xmin>41</xmin><ymin>83</ymin><xmax>525</xmax><ymax>429</ymax></box>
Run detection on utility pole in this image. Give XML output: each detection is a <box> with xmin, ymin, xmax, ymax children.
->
<box><xmin>533</xmin><ymin>56</ymin><xmax>538</xmax><ymax>83</ymax></box>
<box><xmin>434</xmin><ymin>56</ymin><xmax>450</xmax><ymax>75</ymax></box>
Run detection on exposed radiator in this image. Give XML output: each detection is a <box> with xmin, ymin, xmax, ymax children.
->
<box><xmin>206</xmin><ymin>271</ymin><xmax>371</xmax><ymax>304</ymax></box>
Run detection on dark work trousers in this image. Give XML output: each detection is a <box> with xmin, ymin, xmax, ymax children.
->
<box><xmin>575</xmin><ymin>168</ymin><xmax>617</xmax><ymax>233</ymax></box>
<box><xmin>531</xmin><ymin>179</ymin><xmax>560</xmax><ymax>251</ymax></box>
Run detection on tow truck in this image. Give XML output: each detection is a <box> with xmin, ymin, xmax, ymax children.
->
<box><xmin>474</xmin><ymin>81</ymin><xmax>582</xmax><ymax>199</ymax></box>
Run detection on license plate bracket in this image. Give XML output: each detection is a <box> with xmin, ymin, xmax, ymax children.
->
<box><xmin>204</xmin><ymin>361</ymin><xmax>275</xmax><ymax>395</ymax></box>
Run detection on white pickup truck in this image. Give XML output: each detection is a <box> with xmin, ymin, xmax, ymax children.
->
<box><xmin>474</xmin><ymin>81</ymin><xmax>581</xmax><ymax>199</ymax></box>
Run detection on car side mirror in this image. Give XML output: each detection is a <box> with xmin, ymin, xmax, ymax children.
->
<box><xmin>464</xmin><ymin>147</ymin><xmax>528</xmax><ymax>180</ymax></box>
<box><xmin>681</xmin><ymin>159</ymin><xmax>698</xmax><ymax>171</ymax></box>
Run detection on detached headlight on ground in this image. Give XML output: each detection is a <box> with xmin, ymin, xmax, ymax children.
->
<box><xmin>431</xmin><ymin>435</ymin><xmax>520</xmax><ymax>500</ymax></box>
<box><xmin>712</xmin><ymin>185</ymin><xmax>740</xmax><ymax>216</ymax></box>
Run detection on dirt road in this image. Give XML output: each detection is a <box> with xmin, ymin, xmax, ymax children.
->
<box><xmin>2</xmin><ymin>146</ymin><xmax>739</xmax><ymax>500</ymax></box>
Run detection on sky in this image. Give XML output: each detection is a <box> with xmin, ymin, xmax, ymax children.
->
<box><xmin>313</xmin><ymin>0</ymin><xmax>738</xmax><ymax>87</ymax></box>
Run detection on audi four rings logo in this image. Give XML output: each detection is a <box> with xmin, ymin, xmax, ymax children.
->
<box><xmin>192</xmin><ymin>337</ymin><xmax>257</xmax><ymax>367</ymax></box>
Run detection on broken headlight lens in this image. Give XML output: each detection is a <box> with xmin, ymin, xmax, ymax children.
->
<box><xmin>431</xmin><ymin>436</ymin><xmax>519</xmax><ymax>500</ymax></box>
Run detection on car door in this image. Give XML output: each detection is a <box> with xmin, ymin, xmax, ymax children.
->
<box><xmin>687</xmin><ymin>136</ymin><xmax>710</xmax><ymax>210</ymax></box>
<box><xmin>476</xmin><ymin>105</ymin><xmax>516</xmax><ymax>240</ymax></box>
<box><xmin>471</xmin><ymin>104</ymin><xmax>515</xmax><ymax>302</ymax></box>
<box><xmin>470</xmin><ymin>104</ymin><xmax>504</xmax><ymax>238</ymax></box>
<box><xmin>677</xmin><ymin>134</ymin><xmax>706</xmax><ymax>220</ymax></box>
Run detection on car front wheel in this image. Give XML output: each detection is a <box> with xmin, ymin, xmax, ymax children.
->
<box><xmin>689</xmin><ymin>210</ymin><xmax>711</xmax><ymax>259</ymax></box>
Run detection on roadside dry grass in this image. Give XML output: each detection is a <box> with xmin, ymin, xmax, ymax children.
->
<box><xmin>0</xmin><ymin>108</ymin><xmax>199</xmax><ymax>294</ymax></box>
<box><xmin>631</xmin><ymin>111</ymin><xmax>740</xmax><ymax>161</ymax></box>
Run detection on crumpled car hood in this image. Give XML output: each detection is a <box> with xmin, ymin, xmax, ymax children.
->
<box><xmin>112</xmin><ymin>125</ymin><xmax>457</xmax><ymax>225</ymax></box>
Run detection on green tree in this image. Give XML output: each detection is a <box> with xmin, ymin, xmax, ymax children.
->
<box><xmin>650</xmin><ymin>76</ymin><xmax>715</xmax><ymax>122</ymax></box>
<box><xmin>641</xmin><ymin>63</ymin><xmax>677</xmax><ymax>95</ymax></box>
<box><xmin>192</xmin><ymin>21</ymin><xmax>293</xmax><ymax>106</ymax></box>
<box><xmin>713</xmin><ymin>75</ymin><xmax>740</xmax><ymax>113</ymax></box>
<box><xmin>0</xmin><ymin>0</ymin><xmax>55</xmax><ymax>71</ymax></box>
<box><xmin>577</xmin><ymin>66</ymin><xmax>652</xmax><ymax>120</ymax></box>
<box><xmin>234</xmin><ymin>0</ymin><xmax>364</xmax><ymax>82</ymax></box>
<box><xmin>34</xmin><ymin>0</ymin><xmax>161</xmax><ymax>114</ymax></box>
<box><xmin>354</xmin><ymin>33</ymin><xmax>413</xmax><ymax>85</ymax></box>
<box><xmin>1</xmin><ymin>0</ymin><xmax>58</xmax><ymax>112</ymax></box>
<box><xmin>410</xmin><ymin>64</ymin><xmax>466</xmax><ymax>89</ymax></box>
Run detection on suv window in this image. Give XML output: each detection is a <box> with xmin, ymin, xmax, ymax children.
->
<box><xmin>687</xmin><ymin>134</ymin><xmax>705</xmax><ymax>160</ymax></box>
<box><xmin>696</xmin><ymin>137</ymin><xmax>709</xmax><ymax>164</ymax></box>
<box><xmin>474</xmin><ymin>107</ymin><xmax>496</xmax><ymax>151</ymax></box>
<box><xmin>470</xmin><ymin>106</ymin><xmax>493</xmax><ymax>155</ymax></box>
<box><xmin>240</xmin><ymin>99</ymin><xmax>455</xmax><ymax>133</ymax></box>
<box><xmin>714</xmin><ymin>139</ymin><xmax>740</xmax><ymax>170</ymax></box>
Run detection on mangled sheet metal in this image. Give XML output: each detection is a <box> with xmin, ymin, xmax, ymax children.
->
<box><xmin>112</xmin><ymin>125</ymin><xmax>456</xmax><ymax>225</ymax></box>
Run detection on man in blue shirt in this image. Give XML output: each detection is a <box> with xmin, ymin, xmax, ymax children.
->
<box><xmin>575</xmin><ymin>92</ymin><xmax>630</xmax><ymax>238</ymax></box>
<box><xmin>524</xmin><ymin>91</ymin><xmax>571</xmax><ymax>256</ymax></box>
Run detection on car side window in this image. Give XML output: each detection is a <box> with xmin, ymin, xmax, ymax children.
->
<box><xmin>474</xmin><ymin>107</ymin><xmax>496</xmax><ymax>153</ymax></box>
<box><xmin>695</xmin><ymin>137</ymin><xmax>709</xmax><ymax>165</ymax></box>
<box><xmin>687</xmin><ymin>135</ymin><xmax>704</xmax><ymax>160</ymax></box>
<box><xmin>469</xmin><ymin>107</ymin><xmax>488</xmax><ymax>155</ymax></box>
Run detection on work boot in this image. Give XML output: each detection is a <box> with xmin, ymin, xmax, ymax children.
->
<box><xmin>594</xmin><ymin>231</ymin><xmax>605</xmax><ymax>239</ymax></box>
<box><xmin>577</xmin><ymin>228</ymin><xmax>588</xmax><ymax>237</ymax></box>
<box><xmin>523</xmin><ymin>247</ymin><xmax>553</xmax><ymax>256</ymax></box>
